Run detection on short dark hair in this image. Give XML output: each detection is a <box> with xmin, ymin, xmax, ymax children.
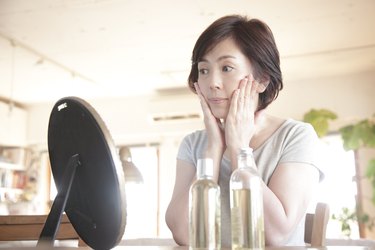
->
<box><xmin>188</xmin><ymin>15</ymin><xmax>283</xmax><ymax>111</ymax></box>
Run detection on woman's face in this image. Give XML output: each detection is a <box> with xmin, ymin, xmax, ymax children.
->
<box><xmin>197</xmin><ymin>38</ymin><xmax>255</xmax><ymax>119</ymax></box>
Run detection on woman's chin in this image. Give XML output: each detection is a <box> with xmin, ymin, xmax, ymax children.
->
<box><xmin>211</xmin><ymin>110</ymin><xmax>227</xmax><ymax>120</ymax></box>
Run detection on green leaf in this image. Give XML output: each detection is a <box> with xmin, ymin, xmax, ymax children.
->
<box><xmin>303</xmin><ymin>109</ymin><xmax>337</xmax><ymax>137</ymax></box>
<box><xmin>357</xmin><ymin>120</ymin><xmax>372</xmax><ymax>146</ymax></box>
<box><xmin>365</xmin><ymin>123</ymin><xmax>375</xmax><ymax>147</ymax></box>
<box><xmin>340</xmin><ymin>119</ymin><xmax>375</xmax><ymax>150</ymax></box>
<box><xmin>366</xmin><ymin>159</ymin><xmax>375</xmax><ymax>179</ymax></box>
<box><xmin>339</xmin><ymin>125</ymin><xmax>361</xmax><ymax>150</ymax></box>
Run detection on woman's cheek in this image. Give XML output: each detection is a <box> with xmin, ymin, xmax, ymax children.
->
<box><xmin>198</xmin><ymin>81</ymin><xmax>208</xmax><ymax>96</ymax></box>
<box><xmin>227</xmin><ymin>75</ymin><xmax>243</xmax><ymax>88</ymax></box>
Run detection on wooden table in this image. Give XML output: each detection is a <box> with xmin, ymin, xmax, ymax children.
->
<box><xmin>0</xmin><ymin>245</ymin><xmax>372</xmax><ymax>250</ymax></box>
<box><xmin>0</xmin><ymin>217</ymin><xmax>371</xmax><ymax>250</ymax></box>
<box><xmin>0</xmin><ymin>214</ymin><xmax>87</xmax><ymax>247</ymax></box>
<box><xmin>110</xmin><ymin>247</ymin><xmax>368</xmax><ymax>250</ymax></box>
<box><xmin>0</xmin><ymin>214</ymin><xmax>79</xmax><ymax>241</ymax></box>
<box><xmin>54</xmin><ymin>247</ymin><xmax>374</xmax><ymax>249</ymax></box>
<box><xmin>95</xmin><ymin>247</ymin><xmax>371</xmax><ymax>250</ymax></box>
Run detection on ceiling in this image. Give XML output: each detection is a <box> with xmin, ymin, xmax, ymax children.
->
<box><xmin>0</xmin><ymin>0</ymin><xmax>374</xmax><ymax>106</ymax></box>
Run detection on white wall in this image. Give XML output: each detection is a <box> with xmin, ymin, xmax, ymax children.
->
<box><xmin>268</xmin><ymin>71</ymin><xmax>375</xmax><ymax>129</ymax></box>
<box><xmin>25</xmin><ymin>94</ymin><xmax>203</xmax><ymax>148</ymax></box>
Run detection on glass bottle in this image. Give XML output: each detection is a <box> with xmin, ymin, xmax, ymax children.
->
<box><xmin>230</xmin><ymin>148</ymin><xmax>265</xmax><ymax>250</ymax></box>
<box><xmin>189</xmin><ymin>158</ymin><xmax>221</xmax><ymax>250</ymax></box>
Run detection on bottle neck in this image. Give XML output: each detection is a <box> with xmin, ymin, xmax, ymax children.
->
<box><xmin>238</xmin><ymin>157</ymin><xmax>251</xmax><ymax>169</ymax></box>
<box><xmin>237</xmin><ymin>148</ymin><xmax>256</xmax><ymax>170</ymax></box>
<box><xmin>197</xmin><ymin>174</ymin><xmax>213</xmax><ymax>180</ymax></box>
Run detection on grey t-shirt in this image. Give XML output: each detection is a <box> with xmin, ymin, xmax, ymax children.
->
<box><xmin>177</xmin><ymin>119</ymin><xmax>323</xmax><ymax>247</ymax></box>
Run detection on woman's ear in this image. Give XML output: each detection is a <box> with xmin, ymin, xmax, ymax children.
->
<box><xmin>257</xmin><ymin>76</ymin><xmax>270</xmax><ymax>93</ymax></box>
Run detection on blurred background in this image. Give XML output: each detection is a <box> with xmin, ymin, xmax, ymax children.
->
<box><xmin>0</xmin><ymin>0</ymin><xmax>374</xmax><ymax>241</ymax></box>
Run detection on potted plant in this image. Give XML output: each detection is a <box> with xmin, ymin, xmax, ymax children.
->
<box><xmin>303</xmin><ymin>109</ymin><xmax>375</xmax><ymax>237</ymax></box>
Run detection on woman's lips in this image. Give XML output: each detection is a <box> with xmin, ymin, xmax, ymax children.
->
<box><xmin>208</xmin><ymin>97</ymin><xmax>228</xmax><ymax>104</ymax></box>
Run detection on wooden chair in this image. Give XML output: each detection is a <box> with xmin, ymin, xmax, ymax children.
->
<box><xmin>304</xmin><ymin>202</ymin><xmax>330</xmax><ymax>247</ymax></box>
<box><xmin>0</xmin><ymin>213</ymin><xmax>86</xmax><ymax>247</ymax></box>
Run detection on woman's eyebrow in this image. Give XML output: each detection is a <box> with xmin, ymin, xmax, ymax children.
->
<box><xmin>199</xmin><ymin>55</ymin><xmax>236</xmax><ymax>63</ymax></box>
<box><xmin>217</xmin><ymin>55</ymin><xmax>236</xmax><ymax>61</ymax></box>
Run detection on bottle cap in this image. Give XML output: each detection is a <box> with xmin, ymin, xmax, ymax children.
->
<box><xmin>240</xmin><ymin>147</ymin><xmax>253</xmax><ymax>155</ymax></box>
<box><xmin>197</xmin><ymin>158</ymin><xmax>213</xmax><ymax>178</ymax></box>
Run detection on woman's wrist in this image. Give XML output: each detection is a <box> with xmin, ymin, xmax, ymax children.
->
<box><xmin>204</xmin><ymin>149</ymin><xmax>224</xmax><ymax>162</ymax></box>
<box><xmin>227</xmin><ymin>145</ymin><xmax>241</xmax><ymax>157</ymax></box>
<box><xmin>228</xmin><ymin>146</ymin><xmax>245</xmax><ymax>170</ymax></box>
<box><xmin>205</xmin><ymin>142</ymin><xmax>224</xmax><ymax>156</ymax></box>
<box><xmin>204</xmin><ymin>145</ymin><xmax>224</xmax><ymax>182</ymax></box>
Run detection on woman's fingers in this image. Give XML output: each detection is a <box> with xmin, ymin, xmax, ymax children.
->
<box><xmin>228</xmin><ymin>88</ymin><xmax>239</xmax><ymax>118</ymax></box>
<box><xmin>194</xmin><ymin>82</ymin><xmax>204</xmax><ymax>102</ymax></box>
<box><xmin>244</xmin><ymin>76</ymin><xmax>252</xmax><ymax>109</ymax></box>
<box><xmin>248</xmin><ymin>76</ymin><xmax>259</xmax><ymax>113</ymax></box>
<box><xmin>232</xmin><ymin>77</ymin><xmax>248</xmax><ymax>116</ymax></box>
<box><xmin>195</xmin><ymin>83</ymin><xmax>225</xmax><ymax>151</ymax></box>
<box><xmin>194</xmin><ymin>82</ymin><xmax>211</xmax><ymax>114</ymax></box>
<box><xmin>195</xmin><ymin>82</ymin><xmax>223</xmax><ymax>130</ymax></box>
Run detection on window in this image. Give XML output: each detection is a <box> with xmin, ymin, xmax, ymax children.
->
<box><xmin>122</xmin><ymin>146</ymin><xmax>159</xmax><ymax>238</ymax></box>
<box><xmin>315</xmin><ymin>134</ymin><xmax>359</xmax><ymax>238</ymax></box>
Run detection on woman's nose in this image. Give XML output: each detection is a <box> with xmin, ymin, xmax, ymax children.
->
<box><xmin>208</xmin><ymin>72</ymin><xmax>222</xmax><ymax>90</ymax></box>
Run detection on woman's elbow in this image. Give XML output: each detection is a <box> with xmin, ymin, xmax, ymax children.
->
<box><xmin>169</xmin><ymin>226</ymin><xmax>189</xmax><ymax>246</ymax></box>
<box><xmin>165</xmin><ymin>210</ymin><xmax>189</xmax><ymax>246</ymax></box>
<box><xmin>265</xmin><ymin>232</ymin><xmax>289</xmax><ymax>246</ymax></box>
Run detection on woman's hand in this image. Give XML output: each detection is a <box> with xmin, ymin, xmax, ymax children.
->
<box><xmin>225</xmin><ymin>75</ymin><xmax>260</xmax><ymax>164</ymax></box>
<box><xmin>194</xmin><ymin>83</ymin><xmax>225</xmax><ymax>179</ymax></box>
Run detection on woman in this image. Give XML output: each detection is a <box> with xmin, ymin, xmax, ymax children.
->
<box><xmin>165</xmin><ymin>15</ymin><xmax>322</xmax><ymax>247</ymax></box>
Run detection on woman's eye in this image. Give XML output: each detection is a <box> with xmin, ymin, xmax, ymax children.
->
<box><xmin>222</xmin><ymin>66</ymin><xmax>234</xmax><ymax>72</ymax></box>
<box><xmin>198</xmin><ymin>68</ymin><xmax>208</xmax><ymax>75</ymax></box>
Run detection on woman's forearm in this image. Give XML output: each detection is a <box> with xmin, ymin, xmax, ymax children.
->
<box><xmin>165</xmin><ymin>196</ymin><xmax>189</xmax><ymax>245</ymax></box>
<box><xmin>262</xmin><ymin>184</ymin><xmax>297</xmax><ymax>245</ymax></box>
<box><xmin>205</xmin><ymin>143</ymin><xmax>224</xmax><ymax>183</ymax></box>
<box><xmin>262</xmin><ymin>164</ymin><xmax>319</xmax><ymax>245</ymax></box>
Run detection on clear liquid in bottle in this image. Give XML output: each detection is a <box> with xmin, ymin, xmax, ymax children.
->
<box><xmin>230</xmin><ymin>148</ymin><xmax>265</xmax><ymax>250</ymax></box>
<box><xmin>189</xmin><ymin>158</ymin><xmax>221</xmax><ymax>250</ymax></box>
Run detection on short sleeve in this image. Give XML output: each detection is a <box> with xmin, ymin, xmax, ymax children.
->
<box><xmin>177</xmin><ymin>134</ymin><xmax>195</xmax><ymax>165</ymax></box>
<box><xmin>279</xmin><ymin>123</ymin><xmax>318</xmax><ymax>163</ymax></box>
<box><xmin>279</xmin><ymin>122</ymin><xmax>324</xmax><ymax>181</ymax></box>
<box><xmin>176</xmin><ymin>130</ymin><xmax>207</xmax><ymax>167</ymax></box>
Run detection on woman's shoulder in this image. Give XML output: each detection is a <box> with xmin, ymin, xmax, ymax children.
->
<box><xmin>178</xmin><ymin>130</ymin><xmax>207</xmax><ymax>163</ymax></box>
<box><xmin>280</xmin><ymin>118</ymin><xmax>316</xmax><ymax>135</ymax></box>
<box><xmin>183</xmin><ymin>129</ymin><xmax>206</xmax><ymax>139</ymax></box>
<box><xmin>263</xmin><ymin>114</ymin><xmax>313</xmax><ymax>132</ymax></box>
<box><xmin>268</xmin><ymin>117</ymin><xmax>319</xmax><ymax>148</ymax></box>
<box><xmin>181</xmin><ymin>129</ymin><xmax>207</xmax><ymax>146</ymax></box>
<box><xmin>260</xmin><ymin>115</ymin><xmax>318</xmax><ymax>146</ymax></box>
